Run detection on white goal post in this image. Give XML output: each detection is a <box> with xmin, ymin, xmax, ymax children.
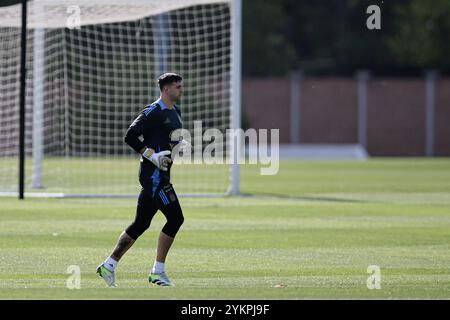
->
<box><xmin>0</xmin><ymin>0</ymin><xmax>241</xmax><ymax>197</ymax></box>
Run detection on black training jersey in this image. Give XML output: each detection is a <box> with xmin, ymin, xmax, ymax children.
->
<box><xmin>124</xmin><ymin>98</ymin><xmax>183</xmax><ymax>186</ymax></box>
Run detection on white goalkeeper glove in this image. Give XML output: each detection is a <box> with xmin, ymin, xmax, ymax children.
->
<box><xmin>142</xmin><ymin>148</ymin><xmax>172</xmax><ymax>171</ymax></box>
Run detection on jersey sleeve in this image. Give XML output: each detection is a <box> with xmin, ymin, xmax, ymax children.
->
<box><xmin>124</xmin><ymin>106</ymin><xmax>161</xmax><ymax>153</ymax></box>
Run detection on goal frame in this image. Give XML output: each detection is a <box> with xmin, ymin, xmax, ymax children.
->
<box><xmin>0</xmin><ymin>0</ymin><xmax>242</xmax><ymax>198</ymax></box>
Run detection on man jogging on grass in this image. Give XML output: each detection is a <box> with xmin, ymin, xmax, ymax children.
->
<box><xmin>97</xmin><ymin>73</ymin><xmax>186</xmax><ymax>287</ymax></box>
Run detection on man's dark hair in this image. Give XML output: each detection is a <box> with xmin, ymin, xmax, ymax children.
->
<box><xmin>158</xmin><ymin>73</ymin><xmax>183</xmax><ymax>91</ymax></box>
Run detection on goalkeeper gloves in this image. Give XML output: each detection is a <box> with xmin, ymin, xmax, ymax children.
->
<box><xmin>142</xmin><ymin>148</ymin><xmax>172</xmax><ymax>171</ymax></box>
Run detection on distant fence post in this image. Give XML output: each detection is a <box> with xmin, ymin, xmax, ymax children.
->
<box><xmin>356</xmin><ymin>70</ymin><xmax>370</xmax><ymax>150</ymax></box>
<box><xmin>290</xmin><ymin>70</ymin><xmax>302</xmax><ymax>144</ymax></box>
<box><xmin>425</xmin><ymin>70</ymin><xmax>438</xmax><ymax>157</ymax></box>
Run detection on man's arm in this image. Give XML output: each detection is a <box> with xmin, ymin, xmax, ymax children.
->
<box><xmin>124</xmin><ymin>126</ymin><xmax>150</xmax><ymax>155</ymax></box>
<box><xmin>124</xmin><ymin>107</ymin><xmax>160</xmax><ymax>155</ymax></box>
<box><xmin>124</xmin><ymin>109</ymin><xmax>171</xmax><ymax>170</ymax></box>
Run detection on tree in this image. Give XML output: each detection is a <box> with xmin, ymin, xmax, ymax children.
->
<box><xmin>242</xmin><ymin>0</ymin><xmax>298</xmax><ymax>76</ymax></box>
<box><xmin>243</xmin><ymin>0</ymin><xmax>450</xmax><ymax>76</ymax></box>
<box><xmin>388</xmin><ymin>0</ymin><xmax>450</xmax><ymax>72</ymax></box>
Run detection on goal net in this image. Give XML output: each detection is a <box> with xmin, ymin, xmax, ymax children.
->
<box><xmin>0</xmin><ymin>0</ymin><xmax>240</xmax><ymax>197</ymax></box>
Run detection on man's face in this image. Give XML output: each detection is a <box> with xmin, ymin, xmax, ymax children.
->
<box><xmin>165</xmin><ymin>81</ymin><xmax>183</xmax><ymax>102</ymax></box>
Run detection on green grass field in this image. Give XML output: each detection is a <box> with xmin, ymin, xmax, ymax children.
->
<box><xmin>1</xmin><ymin>159</ymin><xmax>449</xmax><ymax>299</ymax></box>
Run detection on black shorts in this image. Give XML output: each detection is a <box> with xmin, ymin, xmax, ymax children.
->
<box><xmin>137</xmin><ymin>182</ymin><xmax>180</xmax><ymax>209</ymax></box>
<box><xmin>126</xmin><ymin>176</ymin><xmax>184</xmax><ymax>239</ymax></box>
<box><xmin>131</xmin><ymin>160</ymin><xmax>184</xmax><ymax>237</ymax></box>
<box><xmin>139</xmin><ymin>159</ymin><xmax>172</xmax><ymax>191</ymax></box>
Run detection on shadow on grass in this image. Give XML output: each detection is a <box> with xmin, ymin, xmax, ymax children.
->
<box><xmin>239</xmin><ymin>192</ymin><xmax>367</xmax><ymax>203</ymax></box>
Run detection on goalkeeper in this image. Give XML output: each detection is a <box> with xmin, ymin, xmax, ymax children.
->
<box><xmin>97</xmin><ymin>73</ymin><xmax>186</xmax><ymax>287</ymax></box>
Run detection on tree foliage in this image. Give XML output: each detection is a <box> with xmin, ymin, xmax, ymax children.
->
<box><xmin>387</xmin><ymin>0</ymin><xmax>450</xmax><ymax>71</ymax></box>
<box><xmin>243</xmin><ymin>0</ymin><xmax>449</xmax><ymax>76</ymax></box>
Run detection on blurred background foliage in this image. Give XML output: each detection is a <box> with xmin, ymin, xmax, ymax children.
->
<box><xmin>243</xmin><ymin>0</ymin><xmax>450</xmax><ymax>76</ymax></box>
<box><xmin>2</xmin><ymin>0</ymin><xmax>449</xmax><ymax>77</ymax></box>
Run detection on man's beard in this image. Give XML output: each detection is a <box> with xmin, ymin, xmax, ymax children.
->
<box><xmin>171</xmin><ymin>94</ymin><xmax>181</xmax><ymax>103</ymax></box>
